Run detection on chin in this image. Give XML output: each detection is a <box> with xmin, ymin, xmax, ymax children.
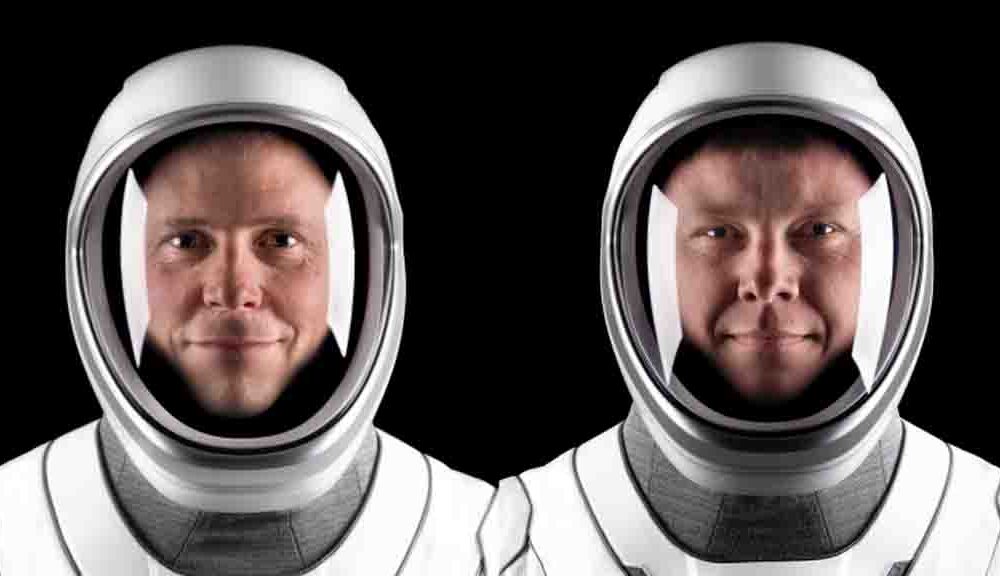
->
<box><xmin>731</xmin><ymin>376</ymin><xmax>810</xmax><ymax>406</ymax></box>
<box><xmin>189</xmin><ymin>378</ymin><xmax>283</xmax><ymax>419</ymax></box>
<box><xmin>206</xmin><ymin>398</ymin><xmax>275</xmax><ymax>419</ymax></box>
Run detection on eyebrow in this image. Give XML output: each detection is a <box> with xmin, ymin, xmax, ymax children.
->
<box><xmin>684</xmin><ymin>199</ymin><xmax>752</xmax><ymax>219</ymax></box>
<box><xmin>684</xmin><ymin>183</ymin><xmax>859</xmax><ymax>213</ymax></box>
<box><xmin>248</xmin><ymin>215</ymin><xmax>310</xmax><ymax>229</ymax></box>
<box><xmin>159</xmin><ymin>215</ymin><xmax>311</xmax><ymax>229</ymax></box>
<box><xmin>161</xmin><ymin>217</ymin><xmax>210</xmax><ymax>228</ymax></box>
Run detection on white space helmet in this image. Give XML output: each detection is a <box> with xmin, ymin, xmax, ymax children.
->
<box><xmin>66</xmin><ymin>46</ymin><xmax>405</xmax><ymax>512</ymax></box>
<box><xmin>601</xmin><ymin>43</ymin><xmax>931</xmax><ymax>495</ymax></box>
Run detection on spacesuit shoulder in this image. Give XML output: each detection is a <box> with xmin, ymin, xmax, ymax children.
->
<box><xmin>375</xmin><ymin>431</ymin><xmax>497</xmax><ymax>575</ymax></box>
<box><xmin>0</xmin><ymin>421</ymin><xmax>99</xmax><ymax>574</ymax></box>
<box><xmin>478</xmin><ymin>426</ymin><xmax>623</xmax><ymax>576</ymax></box>
<box><xmin>901</xmin><ymin>419</ymin><xmax>1000</xmax><ymax>575</ymax></box>
<box><xmin>945</xmin><ymin>438</ymin><xmax>1000</xmax><ymax>519</ymax></box>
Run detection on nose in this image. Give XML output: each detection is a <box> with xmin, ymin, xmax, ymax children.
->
<box><xmin>736</xmin><ymin>234</ymin><xmax>800</xmax><ymax>304</ymax></box>
<box><xmin>202</xmin><ymin>239</ymin><xmax>263</xmax><ymax>310</ymax></box>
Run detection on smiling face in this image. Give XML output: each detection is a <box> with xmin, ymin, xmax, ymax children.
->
<box><xmin>663</xmin><ymin>136</ymin><xmax>871</xmax><ymax>406</ymax></box>
<box><xmin>142</xmin><ymin>129</ymin><xmax>332</xmax><ymax>418</ymax></box>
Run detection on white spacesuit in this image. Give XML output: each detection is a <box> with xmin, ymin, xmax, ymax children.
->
<box><xmin>478</xmin><ymin>43</ymin><xmax>1000</xmax><ymax>575</ymax></box>
<box><xmin>0</xmin><ymin>46</ymin><xmax>493</xmax><ymax>575</ymax></box>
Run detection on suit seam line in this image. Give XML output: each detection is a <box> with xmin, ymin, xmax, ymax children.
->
<box><xmin>393</xmin><ymin>451</ymin><xmax>433</xmax><ymax>576</ymax></box>
<box><xmin>528</xmin><ymin>540</ymin><xmax>549</xmax><ymax>576</ymax></box>
<box><xmin>500</xmin><ymin>476</ymin><xmax>535</xmax><ymax>574</ymax></box>
<box><xmin>172</xmin><ymin>510</ymin><xmax>201</xmax><ymax>566</ymax></box>
<box><xmin>572</xmin><ymin>440</ymin><xmax>631</xmax><ymax>573</ymax></box>
<box><xmin>288</xmin><ymin>511</ymin><xmax>305</xmax><ymax>567</ymax></box>
<box><xmin>906</xmin><ymin>442</ymin><xmax>954</xmax><ymax>569</ymax></box>
<box><xmin>43</xmin><ymin>438</ymin><xmax>83</xmax><ymax>576</ymax></box>
<box><xmin>815</xmin><ymin>491</ymin><xmax>835</xmax><ymax>550</ymax></box>
<box><xmin>474</xmin><ymin>484</ymin><xmax>500</xmax><ymax>576</ymax></box>
<box><xmin>986</xmin><ymin>533</ymin><xmax>999</xmax><ymax>576</ymax></box>
<box><xmin>994</xmin><ymin>475</ymin><xmax>999</xmax><ymax>520</ymax></box>
<box><xmin>706</xmin><ymin>492</ymin><xmax>725</xmax><ymax>553</ymax></box>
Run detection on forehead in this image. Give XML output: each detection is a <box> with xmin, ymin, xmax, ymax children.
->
<box><xmin>142</xmin><ymin>131</ymin><xmax>331</xmax><ymax>223</ymax></box>
<box><xmin>665</xmin><ymin>141</ymin><xmax>872</xmax><ymax>213</ymax></box>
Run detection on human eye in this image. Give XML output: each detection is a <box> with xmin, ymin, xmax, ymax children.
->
<box><xmin>705</xmin><ymin>226</ymin><xmax>730</xmax><ymax>239</ymax></box>
<box><xmin>166</xmin><ymin>231</ymin><xmax>209</xmax><ymax>251</ymax></box>
<box><xmin>686</xmin><ymin>224</ymin><xmax>744</xmax><ymax>258</ymax></box>
<box><xmin>698</xmin><ymin>224</ymin><xmax>742</xmax><ymax>241</ymax></box>
<box><xmin>155</xmin><ymin>230</ymin><xmax>211</xmax><ymax>263</ymax></box>
<box><xmin>258</xmin><ymin>230</ymin><xmax>301</xmax><ymax>250</ymax></box>
<box><xmin>795</xmin><ymin>221</ymin><xmax>841</xmax><ymax>239</ymax></box>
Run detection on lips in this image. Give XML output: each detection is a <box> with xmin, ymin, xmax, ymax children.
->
<box><xmin>185</xmin><ymin>314</ymin><xmax>291</xmax><ymax>350</ymax></box>
<box><xmin>724</xmin><ymin>331</ymin><xmax>814</xmax><ymax>348</ymax></box>
<box><xmin>190</xmin><ymin>338</ymin><xmax>281</xmax><ymax>350</ymax></box>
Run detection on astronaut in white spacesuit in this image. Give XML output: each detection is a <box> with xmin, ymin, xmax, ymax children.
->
<box><xmin>478</xmin><ymin>43</ymin><xmax>1000</xmax><ymax>575</ymax></box>
<box><xmin>0</xmin><ymin>46</ymin><xmax>493</xmax><ymax>575</ymax></box>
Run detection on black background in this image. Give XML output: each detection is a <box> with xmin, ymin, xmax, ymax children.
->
<box><xmin>3</xmin><ymin>25</ymin><xmax>996</xmax><ymax>482</ymax></box>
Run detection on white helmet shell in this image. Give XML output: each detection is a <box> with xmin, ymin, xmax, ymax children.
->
<box><xmin>601</xmin><ymin>42</ymin><xmax>932</xmax><ymax>495</ymax></box>
<box><xmin>66</xmin><ymin>46</ymin><xmax>405</xmax><ymax>513</ymax></box>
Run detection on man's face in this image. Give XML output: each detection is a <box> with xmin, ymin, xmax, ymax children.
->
<box><xmin>664</xmin><ymin>141</ymin><xmax>870</xmax><ymax>405</ymax></box>
<box><xmin>143</xmin><ymin>132</ymin><xmax>331</xmax><ymax>417</ymax></box>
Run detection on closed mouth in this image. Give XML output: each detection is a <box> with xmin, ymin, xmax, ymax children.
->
<box><xmin>191</xmin><ymin>339</ymin><xmax>281</xmax><ymax>350</ymax></box>
<box><xmin>724</xmin><ymin>332</ymin><xmax>815</xmax><ymax>347</ymax></box>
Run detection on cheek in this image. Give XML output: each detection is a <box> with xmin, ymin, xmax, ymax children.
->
<box><xmin>802</xmin><ymin>247</ymin><xmax>861</xmax><ymax>344</ymax></box>
<box><xmin>265</xmin><ymin>265</ymin><xmax>329</xmax><ymax>330</ymax></box>
<box><xmin>675</xmin><ymin>249</ymin><xmax>729</xmax><ymax>340</ymax></box>
<box><xmin>145</xmin><ymin>266</ymin><xmax>202</xmax><ymax>331</ymax></box>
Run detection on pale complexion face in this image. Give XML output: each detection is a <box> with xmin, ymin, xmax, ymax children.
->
<box><xmin>143</xmin><ymin>131</ymin><xmax>331</xmax><ymax>417</ymax></box>
<box><xmin>664</xmin><ymin>140</ymin><xmax>870</xmax><ymax>405</ymax></box>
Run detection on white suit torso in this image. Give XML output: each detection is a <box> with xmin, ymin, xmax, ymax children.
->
<box><xmin>479</xmin><ymin>419</ymin><xmax>1000</xmax><ymax>576</ymax></box>
<box><xmin>0</xmin><ymin>420</ymin><xmax>494</xmax><ymax>575</ymax></box>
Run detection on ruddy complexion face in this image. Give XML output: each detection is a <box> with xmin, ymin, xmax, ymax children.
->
<box><xmin>143</xmin><ymin>130</ymin><xmax>333</xmax><ymax>417</ymax></box>
<box><xmin>663</xmin><ymin>140</ymin><xmax>870</xmax><ymax>405</ymax></box>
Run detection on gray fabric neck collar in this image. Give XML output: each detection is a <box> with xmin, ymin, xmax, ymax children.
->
<box><xmin>98</xmin><ymin>417</ymin><xmax>378</xmax><ymax>575</ymax></box>
<box><xmin>621</xmin><ymin>404</ymin><xmax>903</xmax><ymax>561</ymax></box>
